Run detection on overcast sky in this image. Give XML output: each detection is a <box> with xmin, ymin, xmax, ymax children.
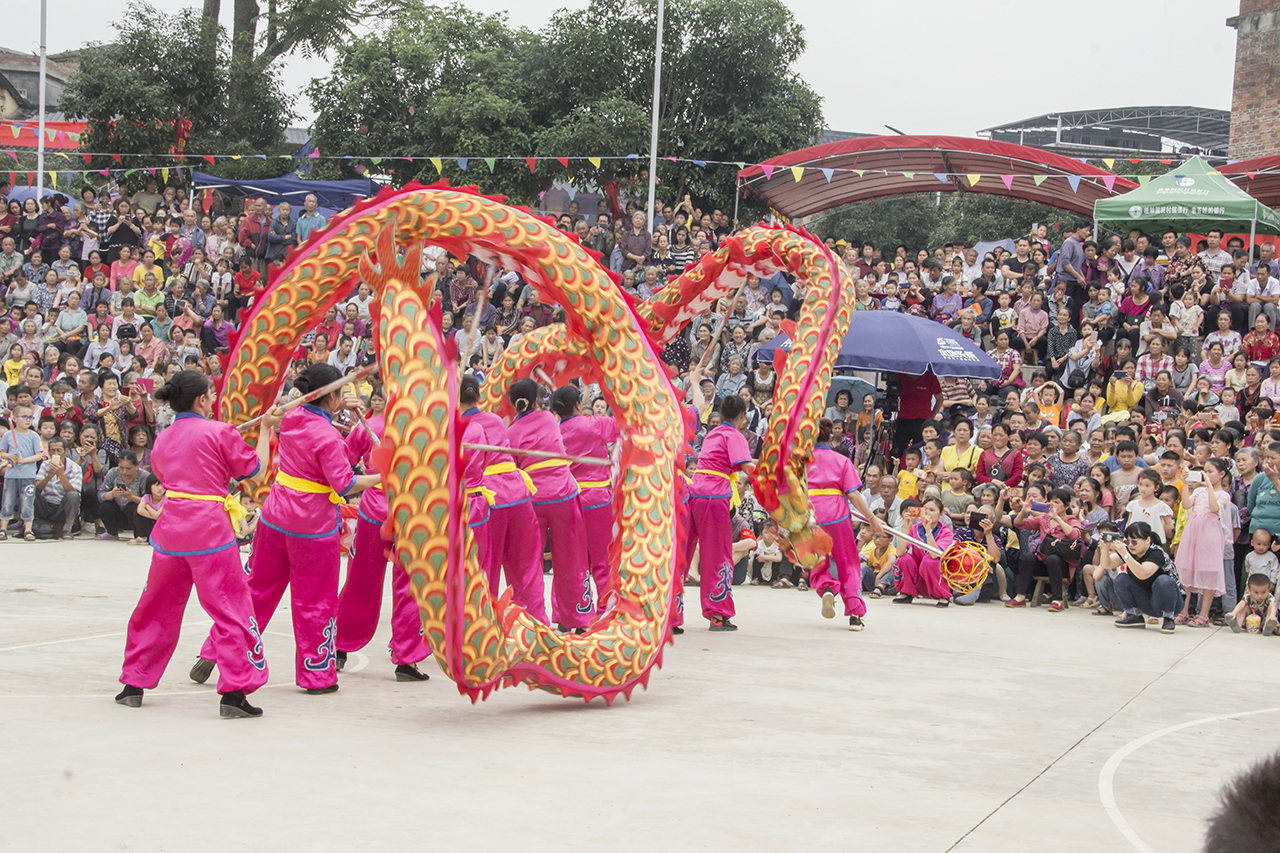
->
<box><xmin>10</xmin><ymin>0</ymin><xmax>1240</xmax><ymax>136</ymax></box>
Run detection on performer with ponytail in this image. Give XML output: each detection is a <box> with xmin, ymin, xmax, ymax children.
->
<box><xmin>685</xmin><ymin>393</ymin><xmax>755</xmax><ymax>631</ymax></box>
<box><xmin>458</xmin><ymin>375</ymin><xmax>546</xmax><ymax>622</ymax></box>
<box><xmin>806</xmin><ymin>418</ymin><xmax>883</xmax><ymax>631</ymax></box>
<box><xmin>116</xmin><ymin>370</ymin><xmax>276</xmax><ymax>718</ymax></box>
<box><xmin>189</xmin><ymin>363</ymin><xmax>382</xmax><ymax>694</ymax></box>
<box><xmin>506</xmin><ymin>377</ymin><xmax>591</xmax><ymax>632</ymax></box>
<box><xmin>553</xmin><ymin>384</ymin><xmax>618</xmax><ymax>613</ymax></box>
<box><xmin>331</xmin><ymin>408</ymin><xmax>431</xmax><ymax>682</ymax></box>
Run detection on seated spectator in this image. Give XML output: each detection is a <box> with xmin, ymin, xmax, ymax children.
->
<box><xmin>1098</xmin><ymin>520</ymin><xmax>1185</xmax><ymax>633</ymax></box>
<box><xmin>96</xmin><ymin>450</ymin><xmax>146</xmax><ymax>540</ymax></box>
<box><xmin>1006</xmin><ymin>486</ymin><xmax>1083</xmax><ymax>611</ymax></box>
<box><xmin>34</xmin><ymin>436</ymin><xmax>81</xmax><ymax>539</ymax></box>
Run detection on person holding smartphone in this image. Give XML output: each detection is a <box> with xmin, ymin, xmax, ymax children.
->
<box><xmin>1006</xmin><ymin>486</ymin><xmax>1083</xmax><ymax>611</ymax></box>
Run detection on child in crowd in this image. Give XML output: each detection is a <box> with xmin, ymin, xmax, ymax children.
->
<box><xmin>880</xmin><ymin>281</ymin><xmax>902</xmax><ymax>313</ymax></box>
<box><xmin>1126</xmin><ymin>468</ymin><xmax>1175</xmax><ymax>543</ymax></box>
<box><xmin>133</xmin><ymin>474</ymin><xmax>166</xmax><ymax>546</ymax></box>
<box><xmin>898</xmin><ymin>447</ymin><xmax>923</xmax><ymax>500</ymax></box>
<box><xmin>1174</xmin><ymin>459</ymin><xmax>1232</xmax><ymax>626</ymax></box>
<box><xmin>1245</xmin><ymin>529</ymin><xmax>1280</xmax><ymax>589</ymax></box>
<box><xmin>1160</xmin><ymin>484</ymin><xmax>1185</xmax><ymax>550</ymax></box>
<box><xmin>941</xmin><ymin>468</ymin><xmax>975</xmax><ymax>525</ymax></box>
<box><xmin>1227</xmin><ymin>573</ymin><xmax>1279</xmax><ymax>635</ymax></box>
<box><xmin>0</xmin><ymin>404</ymin><xmax>46</xmax><ymax>541</ymax></box>
<box><xmin>862</xmin><ymin>525</ymin><xmax>898</xmax><ymax>598</ymax></box>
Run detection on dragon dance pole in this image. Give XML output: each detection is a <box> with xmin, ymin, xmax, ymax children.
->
<box><xmin>236</xmin><ymin>364</ymin><xmax>376</xmax><ymax>433</ymax></box>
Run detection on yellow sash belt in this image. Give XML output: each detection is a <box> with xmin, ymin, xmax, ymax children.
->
<box><xmin>276</xmin><ymin>471</ymin><xmax>344</xmax><ymax>504</ymax></box>
<box><xmin>576</xmin><ymin>479</ymin><xmax>611</xmax><ymax>489</ymax></box>
<box><xmin>526</xmin><ymin>458</ymin><xmax>571</xmax><ymax>471</ymax></box>
<box><xmin>465</xmin><ymin>485</ymin><xmax>497</xmax><ymax>505</ymax></box>
<box><xmin>483</xmin><ymin>461</ymin><xmax>536</xmax><ymax>496</ymax></box>
<box><xmin>695</xmin><ymin>468</ymin><xmax>741</xmax><ymax>509</ymax></box>
<box><xmin>165</xmin><ymin>490</ymin><xmax>248</xmax><ymax>532</ymax></box>
<box><xmin>809</xmin><ymin>488</ymin><xmax>846</xmax><ymax>498</ymax></box>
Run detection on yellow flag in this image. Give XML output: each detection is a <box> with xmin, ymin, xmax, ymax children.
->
<box><xmin>588</xmin><ymin>157</ymin><xmax>601</xmax><ymax>168</ymax></box>
<box><xmin>790</xmin><ymin>166</ymin><xmax>804</xmax><ymax>182</ymax></box>
<box><xmin>162</xmin><ymin>167</ymin><xmax>169</xmax><ymax>184</ymax></box>
<box><xmin>966</xmin><ymin>174</ymin><xmax>981</xmax><ymax>186</ymax></box>
<box><xmin>48</xmin><ymin>171</ymin><xmax>56</xmax><ymax>187</ymax></box>
<box><xmin>1102</xmin><ymin>158</ymin><xmax>1115</xmax><ymax>170</ymax></box>
<box><xmin>430</xmin><ymin>157</ymin><xmax>443</xmax><ymax>173</ymax></box>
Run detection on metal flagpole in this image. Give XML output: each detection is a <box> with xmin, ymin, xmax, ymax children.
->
<box><xmin>36</xmin><ymin>0</ymin><xmax>48</xmax><ymax>198</ymax></box>
<box><xmin>645</xmin><ymin>0</ymin><xmax>665</xmax><ymax>232</ymax></box>
<box><xmin>732</xmin><ymin>176</ymin><xmax>741</xmax><ymax>228</ymax></box>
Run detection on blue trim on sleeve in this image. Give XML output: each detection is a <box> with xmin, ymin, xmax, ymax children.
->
<box><xmin>337</xmin><ymin>472</ymin><xmax>358</xmax><ymax>497</ymax></box>
<box><xmin>236</xmin><ymin>459</ymin><xmax>262</xmax><ymax>482</ymax></box>
<box><xmin>356</xmin><ymin>507</ymin><xmax>386</xmax><ymax>526</ymax></box>
<box><xmin>817</xmin><ymin>513</ymin><xmax>852</xmax><ymax>527</ymax></box>
<box><xmin>148</xmin><ymin>537</ymin><xmax>238</xmax><ymax>557</ymax></box>
<box><xmin>730</xmin><ymin>457</ymin><xmax>752</xmax><ymax>469</ymax></box>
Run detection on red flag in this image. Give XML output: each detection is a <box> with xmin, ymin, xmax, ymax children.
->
<box><xmin>556</xmin><ymin>157</ymin><xmax>569</xmax><ymax>168</ymax></box>
<box><xmin>81</xmin><ymin>153</ymin><xmax>92</xmax><ymax>165</ymax></box>
<box><xmin>525</xmin><ymin>158</ymin><xmax>537</xmax><ymax>172</ymax></box>
<box><xmin>202</xmin><ymin>155</ymin><xmax>216</xmax><ymax>165</ymax></box>
<box><xmin>110</xmin><ymin>154</ymin><xmax>122</xmax><ymax>165</ymax></box>
<box><xmin>7</xmin><ymin>171</ymin><xmax>13</xmax><ymax>188</ymax></box>
<box><xmin>1159</xmin><ymin>159</ymin><xmax>1171</xmax><ymax>165</ymax></box>
<box><xmin>27</xmin><ymin>172</ymin><xmax>34</xmax><ymax>186</ymax></box>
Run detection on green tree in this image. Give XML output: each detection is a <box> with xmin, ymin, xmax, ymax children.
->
<box><xmin>59</xmin><ymin>2</ymin><xmax>294</xmax><ymax>189</ymax></box>
<box><xmin>308</xmin><ymin>0</ymin><xmax>824</xmax><ymax>210</ymax></box>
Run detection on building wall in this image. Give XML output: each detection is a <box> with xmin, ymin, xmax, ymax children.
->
<box><xmin>1228</xmin><ymin>1</ymin><xmax>1280</xmax><ymax>159</ymax></box>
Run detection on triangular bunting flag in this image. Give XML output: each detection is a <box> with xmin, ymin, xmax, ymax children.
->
<box><xmin>691</xmin><ymin>160</ymin><xmax>706</xmax><ymax>167</ymax></box>
<box><xmin>565</xmin><ymin>186</ymin><xmax>577</xmax><ymax>201</ymax></box>
<box><xmin>1066</xmin><ymin>175</ymin><xmax>1081</xmax><ymax>193</ymax></box>
<box><xmin>901</xmin><ymin>172</ymin><xmax>915</xmax><ymax>180</ymax></box>
<box><xmin>734</xmin><ymin>162</ymin><xmax>746</xmax><ymax>170</ymax></box>
<box><xmin>370</xmin><ymin>157</ymin><xmax>382</xmax><ymax>165</ymax></box>
<box><xmin>1102</xmin><ymin>175</ymin><xmax>1117</xmax><ymax>192</ymax></box>
<box><xmin>202</xmin><ymin>155</ymin><xmax>215</xmax><ymax>165</ymax></box>
<box><xmin>1033</xmin><ymin>175</ymin><xmax>1048</xmax><ymax>186</ymax></box>
<box><xmin>588</xmin><ymin>157</ymin><xmax>600</xmax><ymax>168</ymax></box>
<box><xmin>1129</xmin><ymin>158</ymin><xmax>1141</xmax><ymax>164</ymax></box>
<box><xmin>46</xmin><ymin>129</ymin><xmax>56</xmax><ymax>142</ymax></box>
<box><xmin>230</xmin><ymin>154</ymin><xmax>242</xmax><ymax>160</ymax></box>
<box><xmin>1249</xmin><ymin>172</ymin><xmax>1257</xmax><ymax>179</ymax></box>
<box><xmin>1102</xmin><ymin>158</ymin><xmax>1115</xmax><ymax>170</ymax></box>
<box><xmin>626</xmin><ymin>153</ymin><xmax>639</xmax><ymax>159</ymax></box>
<box><xmin>1000</xmin><ymin>175</ymin><xmax>1014</xmax><ymax>190</ymax></box>
<box><xmin>7</xmin><ymin>172</ymin><xmax>13</xmax><ymax>188</ymax></box>
<box><xmin>99</xmin><ymin>169</ymin><xmax>108</xmax><ymax>177</ymax></box>
<box><xmin>429</xmin><ymin>157</ymin><xmax>443</xmax><ymax>173</ymax></box>
<box><xmin>64</xmin><ymin>171</ymin><xmax>72</xmax><ymax>188</ymax></box>
<box><xmin>556</xmin><ymin>157</ymin><xmax>569</xmax><ymax>168</ymax></box>
<box><xmin>853</xmin><ymin>169</ymin><xmax>865</xmax><ymax>177</ymax></box>
<box><xmin>48</xmin><ymin>171</ymin><xmax>56</xmax><ymax>187</ymax></box>
<box><xmin>1158</xmin><ymin>159</ymin><xmax>1172</xmax><ymax>165</ymax></box>
<box><xmin>8</xmin><ymin>125</ymin><xmax>18</xmax><ymax>138</ymax></box>
<box><xmin>110</xmin><ymin>154</ymin><xmax>122</xmax><ymax>165</ymax></box>
<box><xmin>27</xmin><ymin>172</ymin><xmax>33</xmax><ymax>186</ymax></box>
<box><xmin>966</xmin><ymin>174</ymin><xmax>981</xmax><ymax>187</ymax></box>
<box><xmin>934</xmin><ymin>173</ymin><xmax>949</xmax><ymax>183</ymax></box>
<box><xmin>307</xmin><ymin>148</ymin><xmax>319</xmax><ymax>158</ymax></box>
<box><xmin>162</xmin><ymin>167</ymin><xmax>169</xmax><ymax>184</ymax></box>
<box><xmin>821</xmin><ymin>168</ymin><xmax>834</xmax><ymax>183</ymax></box>
<box><xmin>790</xmin><ymin>166</ymin><xmax>804</xmax><ymax>182</ymax></box>
<box><xmin>483</xmin><ymin>158</ymin><xmax>496</xmax><ymax>172</ymax></box>
<box><xmin>4</xmin><ymin>150</ymin><xmax>15</xmax><ymax>164</ymax></box>
<box><xmin>81</xmin><ymin>153</ymin><xmax>91</xmax><ymax>165</ymax></box>
<box><xmin>525</xmin><ymin>157</ymin><xmax>537</xmax><ymax>172</ymax></box>
<box><xmin>456</xmin><ymin>158</ymin><xmax>468</xmax><ymax>171</ymax></box>
<box><xmin>1137</xmin><ymin>175</ymin><xmax>1151</xmax><ymax>185</ymax></box>
<box><xmin>146</xmin><ymin>167</ymin><xmax>156</xmax><ymax>175</ymax></box>
<box><xmin>761</xmin><ymin>165</ymin><xmax>776</xmax><ymax>180</ymax></box>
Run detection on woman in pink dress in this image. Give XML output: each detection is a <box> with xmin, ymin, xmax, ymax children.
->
<box><xmin>116</xmin><ymin>371</ymin><xmax>276</xmax><ymax>718</ymax></box>
<box><xmin>1175</xmin><ymin>457</ymin><xmax>1232</xmax><ymax>626</ymax></box>
<box><xmin>190</xmin><ymin>364</ymin><xmax>382</xmax><ymax>694</ymax></box>
<box><xmin>554</xmin><ymin>384</ymin><xmax>619</xmax><ymax>615</ymax></box>
<box><xmin>893</xmin><ymin>496</ymin><xmax>956</xmax><ymax>606</ymax></box>
<box><xmin>506</xmin><ymin>378</ymin><xmax>590</xmax><ymax>632</ymax></box>
<box><xmin>806</xmin><ymin>419</ymin><xmax>883</xmax><ymax>630</ymax></box>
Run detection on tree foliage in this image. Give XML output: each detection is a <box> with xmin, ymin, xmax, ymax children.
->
<box><xmin>308</xmin><ymin>0</ymin><xmax>824</xmax><ymax>209</ymax></box>
<box><xmin>59</xmin><ymin>2</ymin><xmax>294</xmax><ymax>187</ymax></box>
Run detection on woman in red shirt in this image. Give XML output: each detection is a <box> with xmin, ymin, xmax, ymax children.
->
<box><xmin>1243</xmin><ymin>314</ymin><xmax>1280</xmax><ymax>362</ymax></box>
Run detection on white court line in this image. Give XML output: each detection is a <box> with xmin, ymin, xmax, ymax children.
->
<box><xmin>0</xmin><ymin>620</ymin><xmax>206</xmax><ymax>652</ymax></box>
<box><xmin>1098</xmin><ymin>705</ymin><xmax>1280</xmax><ymax>853</ymax></box>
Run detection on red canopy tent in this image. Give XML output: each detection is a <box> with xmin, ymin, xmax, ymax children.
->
<box><xmin>1218</xmin><ymin>156</ymin><xmax>1280</xmax><ymax>209</ymax></box>
<box><xmin>735</xmin><ymin>135</ymin><xmax>1137</xmax><ymax>219</ymax></box>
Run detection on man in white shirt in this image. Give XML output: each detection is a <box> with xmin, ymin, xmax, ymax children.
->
<box><xmin>868</xmin><ymin>475</ymin><xmax>903</xmax><ymax>528</ymax></box>
<box><xmin>961</xmin><ymin>248</ymin><xmax>983</xmax><ymax>284</ymax></box>
<box><xmin>35</xmin><ymin>437</ymin><xmax>83</xmax><ymax>538</ymax></box>
<box><xmin>1246</xmin><ymin>263</ymin><xmax>1280</xmax><ymax>329</ymax></box>
<box><xmin>1198</xmin><ymin>228</ymin><xmax>1232</xmax><ymax>279</ymax></box>
<box><xmin>326</xmin><ymin>336</ymin><xmax>359</xmax><ymax>372</ymax></box>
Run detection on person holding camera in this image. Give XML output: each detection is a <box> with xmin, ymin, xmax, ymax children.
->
<box><xmin>1096</xmin><ymin>520</ymin><xmax>1185</xmax><ymax>633</ymax></box>
<box><xmin>1005</xmin><ymin>486</ymin><xmax>1083</xmax><ymax>611</ymax></box>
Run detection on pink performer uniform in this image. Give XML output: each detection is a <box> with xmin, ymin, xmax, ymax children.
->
<box><xmin>333</xmin><ymin>416</ymin><xmax>429</xmax><ymax>667</ymax></box>
<box><xmin>508</xmin><ymin>409</ymin><xmax>591</xmax><ymax>629</ymax></box>
<box><xmin>120</xmin><ymin>413</ymin><xmax>267</xmax><ymax>694</ymax></box>
<box><xmin>673</xmin><ymin>403</ymin><xmax>700</xmax><ymax>629</ymax></box>
<box><xmin>685</xmin><ymin>422</ymin><xmax>752</xmax><ymax>621</ymax></box>
<box><xmin>895</xmin><ymin>519</ymin><xmax>955</xmax><ymax>600</ymax></box>
<box><xmin>559</xmin><ymin>413</ymin><xmax>619</xmax><ymax>611</ymax></box>
<box><xmin>806</xmin><ymin>445</ymin><xmax>867</xmax><ymax>618</ymax></box>
<box><xmin>201</xmin><ymin>403</ymin><xmax>355</xmax><ymax>689</ymax></box>
<box><xmin>462</xmin><ymin>407</ymin><xmax>547</xmax><ymax>623</ymax></box>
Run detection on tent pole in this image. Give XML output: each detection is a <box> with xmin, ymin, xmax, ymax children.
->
<box><xmin>861</xmin><ymin>371</ymin><xmax>877</xmax><ymax>483</ymax></box>
<box><xmin>732</xmin><ymin>177</ymin><xmax>741</xmax><ymax>228</ymax></box>
<box><xmin>1251</xmin><ymin>200</ymin><xmax>1258</xmax><ymax>268</ymax></box>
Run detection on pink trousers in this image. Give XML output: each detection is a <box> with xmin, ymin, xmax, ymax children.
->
<box><xmin>579</xmin><ymin>486</ymin><xmax>613</xmax><ymax>612</ymax></box>
<box><xmin>685</xmin><ymin>495</ymin><xmax>735</xmax><ymax>621</ymax></box>
<box><xmin>672</xmin><ymin>498</ymin><xmax>691</xmax><ymax>628</ymax></box>
<box><xmin>201</xmin><ymin>523</ymin><xmax>339</xmax><ymax>689</ymax></box>
<box><xmin>810</xmin><ymin>518</ymin><xmax>867</xmax><ymax>617</ymax></box>
<box><xmin>533</xmin><ymin>495</ymin><xmax>591</xmax><ymax>629</ymax></box>
<box><xmin>895</xmin><ymin>549</ymin><xmax>952</xmax><ymax>600</ymax></box>
<box><xmin>485</xmin><ymin>500</ymin><xmax>549</xmax><ymax>624</ymax></box>
<box><xmin>334</xmin><ymin>514</ymin><xmax>427</xmax><ymax>666</ymax></box>
<box><xmin>121</xmin><ymin>547</ymin><xmax>268</xmax><ymax>695</ymax></box>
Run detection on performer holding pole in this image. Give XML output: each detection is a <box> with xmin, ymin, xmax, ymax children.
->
<box><xmin>506</xmin><ymin>377</ymin><xmax>590</xmax><ymax>632</ymax></box>
<box><xmin>116</xmin><ymin>371</ymin><xmax>277</xmax><ymax>718</ymax></box>
<box><xmin>459</xmin><ymin>375</ymin><xmax>547</xmax><ymax>622</ymax></box>
<box><xmin>553</xmin><ymin>385</ymin><xmax>619</xmax><ymax>614</ymax></box>
<box><xmin>332</xmin><ymin>405</ymin><xmax>431</xmax><ymax>682</ymax></box>
<box><xmin>685</xmin><ymin>393</ymin><xmax>755</xmax><ymax>632</ymax></box>
<box><xmin>806</xmin><ymin>418</ymin><xmax>883</xmax><ymax>631</ymax></box>
<box><xmin>189</xmin><ymin>364</ymin><xmax>382</xmax><ymax>694</ymax></box>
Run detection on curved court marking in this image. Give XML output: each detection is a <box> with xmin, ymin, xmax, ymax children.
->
<box><xmin>1099</xmin><ymin>705</ymin><xmax>1280</xmax><ymax>853</ymax></box>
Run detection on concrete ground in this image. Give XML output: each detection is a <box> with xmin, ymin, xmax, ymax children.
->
<box><xmin>2</xmin><ymin>541</ymin><xmax>1276</xmax><ymax>852</ymax></box>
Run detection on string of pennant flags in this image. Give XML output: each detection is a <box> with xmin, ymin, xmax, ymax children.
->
<box><xmin>1</xmin><ymin>147</ymin><xmax>1176</xmax><ymax>195</ymax></box>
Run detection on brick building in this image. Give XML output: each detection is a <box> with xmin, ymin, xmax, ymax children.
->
<box><xmin>1228</xmin><ymin>1</ymin><xmax>1280</xmax><ymax>159</ymax></box>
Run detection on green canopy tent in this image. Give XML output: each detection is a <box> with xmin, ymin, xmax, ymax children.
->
<box><xmin>1093</xmin><ymin>155</ymin><xmax>1280</xmax><ymax>249</ymax></box>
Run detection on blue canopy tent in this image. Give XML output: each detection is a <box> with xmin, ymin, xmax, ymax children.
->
<box><xmin>190</xmin><ymin>172</ymin><xmax>377</xmax><ymax>211</ymax></box>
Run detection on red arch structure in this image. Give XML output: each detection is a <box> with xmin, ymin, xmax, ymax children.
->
<box><xmin>1219</xmin><ymin>156</ymin><xmax>1280</xmax><ymax>209</ymax></box>
<box><xmin>736</xmin><ymin>135</ymin><xmax>1137</xmax><ymax>219</ymax></box>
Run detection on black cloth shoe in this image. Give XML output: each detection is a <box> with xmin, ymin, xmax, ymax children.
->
<box><xmin>305</xmin><ymin>683</ymin><xmax>340</xmax><ymax>695</ymax></box>
<box><xmin>1161</xmin><ymin>617</ymin><xmax>1176</xmax><ymax>634</ymax></box>
<box><xmin>189</xmin><ymin>657</ymin><xmax>215</xmax><ymax>684</ymax></box>
<box><xmin>708</xmin><ymin>617</ymin><xmax>738</xmax><ymax>632</ymax></box>
<box><xmin>115</xmin><ymin>685</ymin><xmax>143</xmax><ymax>707</ymax></box>
<box><xmin>892</xmin><ymin>595</ymin><xmax>913</xmax><ymax>604</ymax></box>
<box><xmin>936</xmin><ymin>599</ymin><xmax>950</xmax><ymax>608</ymax></box>
<box><xmin>671</xmin><ymin>626</ymin><xmax>684</xmax><ymax>635</ymax></box>
<box><xmin>336</xmin><ymin>651</ymin><xmax>347</xmax><ymax>672</ymax></box>
<box><xmin>1114</xmin><ymin>612</ymin><xmax>1146</xmax><ymax>629</ymax></box>
<box><xmin>395</xmin><ymin>664</ymin><xmax>430</xmax><ymax>682</ymax></box>
<box><xmin>219</xmin><ymin>690</ymin><xmax>263</xmax><ymax>718</ymax></box>
<box><xmin>848</xmin><ymin>616</ymin><xmax>865</xmax><ymax>632</ymax></box>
